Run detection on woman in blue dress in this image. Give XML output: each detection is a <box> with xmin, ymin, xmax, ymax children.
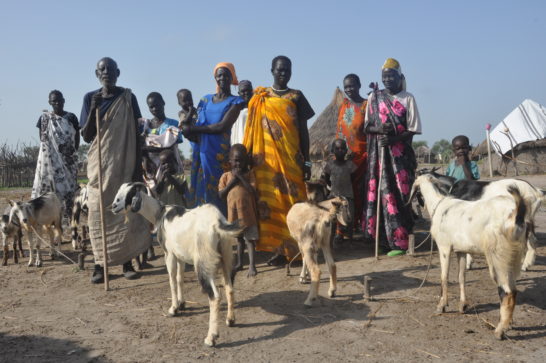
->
<box><xmin>181</xmin><ymin>62</ymin><xmax>244</xmax><ymax>213</ymax></box>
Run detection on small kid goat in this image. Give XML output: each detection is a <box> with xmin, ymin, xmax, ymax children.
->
<box><xmin>286</xmin><ymin>196</ymin><xmax>351</xmax><ymax>307</ymax></box>
<box><xmin>111</xmin><ymin>182</ymin><xmax>243</xmax><ymax>347</ymax></box>
<box><xmin>9</xmin><ymin>192</ymin><xmax>63</xmax><ymax>267</ymax></box>
<box><xmin>1</xmin><ymin>206</ymin><xmax>23</xmax><ymax>266</ymax></box>
<box><xmin>409</xmin><ymin>174</ymin><xmax>529</xmax><ymax>339</ymax></box>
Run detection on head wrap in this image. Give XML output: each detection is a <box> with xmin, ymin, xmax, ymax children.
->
<box><xmin>213</xmin><ymin>62</ymin><xmax>239</xmax><ymax>93</ymax></box>
<box><xmin>382</xmin><ymin>58</ymin><xmax>406</xmax><ymax>91</ymax></box>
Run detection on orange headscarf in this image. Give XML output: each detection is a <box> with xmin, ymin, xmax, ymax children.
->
<box><xmin>213</xmin><ymin>62</ymin><xmax>239</xmax><ymax>93</ymax></box>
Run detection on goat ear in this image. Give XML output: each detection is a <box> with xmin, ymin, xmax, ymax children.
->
<box><xmin>406</xmin><ymin>182</ymin><xmax>419</xmax><ymax>207</ymax></box>
<box><xmin>130</xmin><ymin>194</ymin><xmax>142</xmax><ymax>213</ymax></box>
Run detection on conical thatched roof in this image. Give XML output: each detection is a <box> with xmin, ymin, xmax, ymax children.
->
<box><xmin>309</xmin><ymin>87</ymin><xmax>344</xmax><ymax>161</ymax></box>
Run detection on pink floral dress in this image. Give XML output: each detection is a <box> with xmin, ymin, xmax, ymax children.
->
<box><xmin>363</xmin><ymin>90</ymin><xmax>417</xmax><ymax>250</ymax></box>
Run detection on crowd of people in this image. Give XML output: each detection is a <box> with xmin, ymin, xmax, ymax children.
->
<box><xmin>31</xmin><ymin>54</ymin><xmax>480</xmax><ymax>282</ymax></box>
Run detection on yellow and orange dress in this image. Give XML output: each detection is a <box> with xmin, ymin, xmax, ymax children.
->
<box><xmin>336</xmin><ymin>98</ymin><xmax>368</xmax><ymax>227</ymax></box>
<box><xmin>243</xmin><ymin>87</ymin><xmax>314</xmax><ymax>258</ymax></box>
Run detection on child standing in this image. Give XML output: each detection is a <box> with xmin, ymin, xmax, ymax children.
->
<box><xmin>218</xmin><ymin>144</ymin><xmax>259</xmax><ymax>277</ymax></box>
<box><xmin>155</xmin><ymin>149</ymin><xmax>187</xmax><ymax>206</ymax></box>
<box><xmin>446</xmin><ymin>135</ymin><xmax>480</xmax><ymax>181</ymax></box>
<box><xmin>321</xmin><ymin>139</ymin><xmax>357</xmax><ymax>248</ymax></box>
<box><xmin>177</xmin><ymin>89</ymin><xmax>199</xmax><ymax>143</ymax></box>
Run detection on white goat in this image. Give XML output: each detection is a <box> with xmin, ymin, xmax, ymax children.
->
<box><xmin>286</xmin><ymin>197</ymin><xmax>351</xmax><ymax>307</ymax></box>
<box><xmin>70</xmin><ymin>185</ymin><xmax>89</xmax><ymax>250</ymax></box>
<box><xmin>410</xmin><ymin>174</ymin><xmax>529</xmax><ymax>339</ymax></box>
<box><xmin>111</xmin><ymin>182</ymin><xmax>242</xmax><ymax>347</ymax></box>
<box><xmin>9</xmin><ymin>192</ymin><xmax>63</xmax><ymax>267</ymax></box>
<box><xmin>2</xmin><ymin>207</ymin><xmax>23</xmax><ymax>266</ymax></box>
<box><xmin>460</xmin><ymin>179</ymin><xmax>545</xmax><ymax>271</ymax></box>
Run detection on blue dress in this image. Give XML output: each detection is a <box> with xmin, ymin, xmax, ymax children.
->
<box><xmin>187</xmin><ymin>94</ymin><xmax>243</xmax><ymax>214</ymax></box>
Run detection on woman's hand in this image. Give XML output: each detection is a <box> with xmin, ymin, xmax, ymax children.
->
<box><xmin>378</xmin><ymin>135</ymin><xmax>393</xmax><ymax>147</ymax></box>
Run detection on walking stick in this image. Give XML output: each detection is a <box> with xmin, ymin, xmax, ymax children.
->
<box><xmin>485</xmin><ymin>123</ymin><xmax>493</xmax><ymax>178</ymax></box>
<box><xmin>374</xmin><ymin>146</ymin><xmax>384</xmax><ymax>260</ymax></box>
<box><xmin>96</xmin><ymin>108</ymin><xmax>109</xmax><ymax>291</ymax></box>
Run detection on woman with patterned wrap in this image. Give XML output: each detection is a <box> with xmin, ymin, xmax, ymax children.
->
<box><xmin>363</xmin><ymin>58</ymin><xmax>422</xmax><ymax>255</ymax></box>
<box><xmin>243</xmin><ymin>55</ymin><xmax>315</xmax><ymax>266</ymax></box>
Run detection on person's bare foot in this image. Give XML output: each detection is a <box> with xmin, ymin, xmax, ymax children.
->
<box><xmin>247</xmin><ymin>266</ymin><xmax>257</xmax><ymax>277</ymax></box>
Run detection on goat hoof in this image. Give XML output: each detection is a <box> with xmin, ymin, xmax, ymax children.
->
<box><xmin>36</xmin><ymin>261</ymin><xmax>42</xmax><ymax>267</ymax></box>
<box><xmin>299</xmin><ymin>277</ymin><xmax>308</xmax><ymax>285</ymax></box>
<box><xmin>168</xmin><ymin>307</ymin><xmax>177</xmax><ymax>317</ymax></box>
<box><xmin>178</xmin><ymin>302</ymin><xmax>185</xmax><ymax>311</ymax></box>
<box><xmin>28</xmin><ymin>261</ymin><xmax>34</xmax><ymax>267</ymax></box>
<box><xmin>304</xmin><ymin>300</ymin><xmax>314</xmax><ymax>308</ymax></box>
<box><xmin>226</xmin><ymin>319</ymin><xmax>235</xmax><ymax>327</ymax></box>
<box><xmin>328</xmin><ymin>289</ymin><xmax>336</xmax><ymax>298</ymax></box>
<box><xmin>494</xmin><ymin>329</ymin><xmax>505</xmax><ymax>340</ymax></box>
<box><xmin>435</xmin><ymin>305</ymin><xmax>446</xmax><ymax>314</ymax></box>
<box><xmin>459</xmin><ymin>302</ymin><xmax>468</xmax><ymax>313</ymax></box>
<box><xmin>204</xmin><ymin>334</ymin><xmax>219</xmax><ymax>347</ymax></box>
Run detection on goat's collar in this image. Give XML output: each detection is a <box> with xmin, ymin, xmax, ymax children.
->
<box><xmin>428</xmin><ymin>198</ymin><xmax>445</xmax><ymax>219</ymax></box>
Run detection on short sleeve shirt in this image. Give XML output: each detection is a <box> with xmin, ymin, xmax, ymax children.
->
<box><xmin>218</xmin><ymin>170</ymin><xmax>258</xmax><ymax>229</ymax></box>
<box><xmin>445</xmin><ymin>160</ymin><xmax>480</xmax><ymax>181</ymax></box>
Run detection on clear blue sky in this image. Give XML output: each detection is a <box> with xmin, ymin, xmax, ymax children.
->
<box><xmin>1</xmin><ymin>0</ymin><xmax>545</xmax><ymax>156</ymax></box>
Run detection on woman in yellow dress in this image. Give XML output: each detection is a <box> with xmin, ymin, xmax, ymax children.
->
<box><xmin>243</xmin><ymin>56</ymin><xmax>315</xmax><ymax>265</ymax></box>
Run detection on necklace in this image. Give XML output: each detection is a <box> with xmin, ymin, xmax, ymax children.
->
<box><xmin>271</xmin><ymin>86</ymin><xmax>288</xmax><ymax>92</ymax></box>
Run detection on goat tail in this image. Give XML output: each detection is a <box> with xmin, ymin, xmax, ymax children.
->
<box><xmin>507</xmin><ymin>185</ymin><xmax>527</xmax><ymax>241</ymax></box>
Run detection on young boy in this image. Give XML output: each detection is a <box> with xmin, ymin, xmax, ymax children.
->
<box><xmin>321</xmin><ymin>139</ymin><xmax>357</xmax><ymax>248</ymax></box>
<box><xmin>177</xmin><ymin>89</ymin><xmax>198</xmax><ymax>143</ymax></box>
<box><xmin>155</xmin><ymin>149</ymin><xmax>187</xmax><ymax>206</ymax></box>
<box><xmin>446</xmin><ymin>135</ymin><xmax>480</xmax><ymax>181</ymax></box>
<box><xmin>218</xmin><ymin>144</ymin><xmax>259</xmax><ymax>277</ymax></box>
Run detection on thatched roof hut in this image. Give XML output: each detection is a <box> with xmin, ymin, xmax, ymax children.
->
<box><xmin>309</xmin><ymin>87</ymin><xmax>344</xmax><ymax>161</ymax></box>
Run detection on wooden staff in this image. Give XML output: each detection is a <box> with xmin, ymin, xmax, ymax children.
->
<box><xmin>375</xmin><ymin>146</ymin><xmax>384</xmax><ymax>260</ymax></box>
<box><xmin>485</xmin><ymin>123</ymin><xmax>493</xmax><ymax>177</ymax></box>
<box><xmin>96</xmin><ymin>108</ymin><xmax>109</xmax><ymax>291</ymax></box>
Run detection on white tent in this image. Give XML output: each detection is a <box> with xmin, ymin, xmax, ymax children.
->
<box><xmin>489</xmin><ymin>99</ymin><xmax>546</xmax><ymax>154</ymax></box>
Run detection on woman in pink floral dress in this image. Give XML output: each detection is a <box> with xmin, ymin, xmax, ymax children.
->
<box><xmin>363</xmin><ymin>58</ymin><xmax>422</xmax><ymax>255</ymax></box>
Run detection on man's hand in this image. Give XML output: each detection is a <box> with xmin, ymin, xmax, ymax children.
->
<box><xmin>91</xmin><ymin>92</ymin><xmax>103</xmax><ymax>110</ymax></box>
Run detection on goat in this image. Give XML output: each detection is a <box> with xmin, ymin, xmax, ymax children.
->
<box><xmin>419</xmin><ymin>169</ymin><xmax>546</xmax><ymax>271</ymax></box>
<box><xmin>286</xmin><ymin>197</ymin><xmax>351</xmax><ymax>307</ymax></box>
<box><xmin>1</xmin><ymin>207</ymin><xmax>23</xmax><ymax>266</ymax></box>
<box><xmin>71</xmin><ymin>185</ymin><xmax>89</xmax><ymax>251</ymax></box>
<box><xmin>111</xmin><ymin>182</ymin><xmax>243</xmax><ymax>347</ymax></box>
<box><xmin>9</xmin><ymin>192</ymin><xmax>63</xmax><ymax>267</ymax></box>
<box><xmin>409</xmin><ymin>174</ymin><xmax>529</xmax><ymax>339</ymax></box>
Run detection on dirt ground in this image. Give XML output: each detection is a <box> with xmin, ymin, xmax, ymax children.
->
<box><xmin>1</xmin><ymin>175</ymin><xmax>545</xmax><ymax>363</ymax></box>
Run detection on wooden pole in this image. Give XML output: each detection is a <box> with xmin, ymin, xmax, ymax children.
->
<box><xmin>485</xmin><ymin>123</ymin><xmax>493</xmax><ymax>178</ymax></box>
<box><xmin>408</xmin><ymin>234</ymin><xmax>415</xmax><ymax>256</ymax></box>
<box><xmin>375</xmin><ymin>147</ymin><xmax>384</xmax><ymax>260</ymax></box>
<box><xmin>96</xmin><ymin>108</ymin><xmax>109</xmax><ymax>291</ymax></box>
<box><xmin>363</xmin><ymin>276</ymin><xmax>372</xmax><ymax>301</ymax></box>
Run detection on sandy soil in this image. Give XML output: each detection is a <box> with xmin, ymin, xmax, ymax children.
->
<box><xmin>1</xmin><ymin>175</ymin><xmax>545</xmax><ymax>362</ymax></box>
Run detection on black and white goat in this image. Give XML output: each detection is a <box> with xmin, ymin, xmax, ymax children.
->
<box><xmin>70</xmin><ymin>185</ymin><xmax>89</xmax><ymax>251</ymax></box>
<box><xmin>286</xmin><ymin>197</ymin><xmax>351</xmax><ymax>307</ymax></box>
<box><xmin>419</xmin><ymin>169</ymin><xmax>545</xmax><ymax>271</ymax></box>
<box><xmin>1</xmin><ymin>206</ymin><xmax>23</xmax><ymax>266</ymax></box>
<box><xmin>111</xmin><ymin>182</ymin><xmax>242</xmax><ymax>347</ymax></box>
<box><xmin>410</xmin><ymin>174</ymin><xmax>530</xmax><ymax>339</ymax></box>
<box><xmin>9</xmin><ymin>192</ymin><xmax>63</xmax><ymax>267</ymax></box>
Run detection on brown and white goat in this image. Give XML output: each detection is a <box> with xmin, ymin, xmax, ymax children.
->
<box><xmin>9</xmin><ymin>192</ymin><xmax>63</xmax><ymax>267</ymax></box>
<box><xmin>1</xmin><ymin>207</ymin><xmax>23</xmax><ymax>266</ymax></box>
<box><xmin>111</xmin><ymin>182</ymin><xmax>242</xmax><ymax>347</ymax></box>
<box><xmin>410</xmin><ymin>174</ymin><xmax>530</xmax><ymax>339</ymax></box>
<box><xmin>287</xmin><ymin>197</ymin><xmax>351</xmax><ymax>307</ymax></box>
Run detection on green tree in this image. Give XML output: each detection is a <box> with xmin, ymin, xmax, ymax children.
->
<box><xmin>432</xmin><ymin>139</ymin><xmax>453</xmax><ymax>162</ymax></box>
<box><xmin>412</xmin><ymin>140</ymin><xmax>428</xmax><ymax>149</ymax></box>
